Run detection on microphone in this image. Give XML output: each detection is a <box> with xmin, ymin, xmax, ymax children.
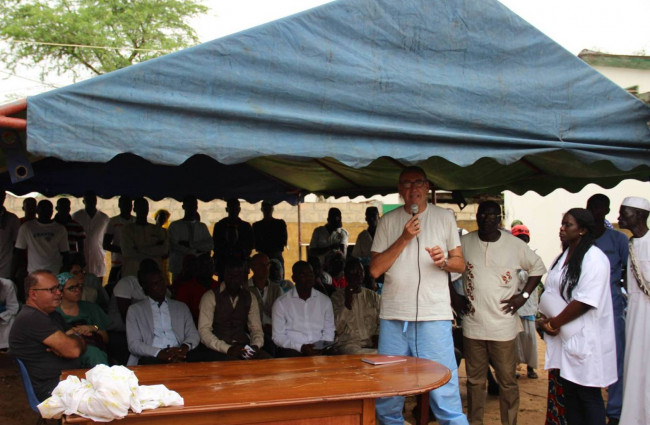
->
<box><xmin>410</xmin><ymin>204</ymin><xmax>419</xmax><ymax>217</ymax></box>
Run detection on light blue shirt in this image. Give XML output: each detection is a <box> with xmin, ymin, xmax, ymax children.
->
<box><xmin>149</xmin><ymin>297</ymin><xmax>180</xmax><ymax>355</ymax></box>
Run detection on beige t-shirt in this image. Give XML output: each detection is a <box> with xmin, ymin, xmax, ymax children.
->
<box><xmin>371</xmin><ymin>204</ymin><xmax>460</xmax><ymax>321</ymax></box>
<box><xmin>461</xmin><ymin>230</ymin><xmax>546</xmax><ymax>341</ymax></box>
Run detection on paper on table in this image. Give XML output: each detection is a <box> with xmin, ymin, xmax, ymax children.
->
<box><xmin>538</xmin><ymin>291</ymin><xmax>584</xmax><ymax>342</ymax></box>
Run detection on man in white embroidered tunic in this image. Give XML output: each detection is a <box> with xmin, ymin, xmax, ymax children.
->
<box><xmin>618</xmin><ymin>196</ymin><xmax>650</xmax><ymax>425</ymax></box>
<box><xmin>461</xmin><ymin>201</ymin><xmax>546</xmax><ymax>425</ymax></box>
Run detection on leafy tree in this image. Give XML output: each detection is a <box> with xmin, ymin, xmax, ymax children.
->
<box><xmin>0</xmin><ymin>0</ymin><xmax>208</xmax><ymax>78</ymax></box>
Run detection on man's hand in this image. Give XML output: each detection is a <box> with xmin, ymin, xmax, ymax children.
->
<box><xmin>425</xmin><ymin>246</ymin><xmax>446</xmax><ymax>268</ymax></box>
<box><xmin>300</xmin><ymin>344</ymin><xmax>322</xmax><ymax>356</ymax></box>
<box><xmin>167</xmin><ymin>345</ymin><xmax>189</xmax><ymax>362</ymax></box>
<box><xmin>500</xmin><ymin>294</ymin><xmax>527</xmax><ymax>316</ymax></box>
<box><xmin>156</xmin><ymin>348</ymin><xmax>177</xmax><ymax>363</ymax></box>
<box><xmin>401</xmin><ymin>213</ymin><xmax>421</xmax><ymax>241</ymax></box>
<box><xmin>227</xmin><ymin>344</ymin><xmax>247</xmax><ymax>359</ymax></box>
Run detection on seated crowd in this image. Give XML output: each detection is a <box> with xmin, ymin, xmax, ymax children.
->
<box><xmin>3</xmin><ymin>187</ymin><xmax>649</xmax><ymax>425</ymax></box>
<box><xmin>4</xmin><ymin>192</ymin><xmax>382</xmax><ymax>405</ymax></box>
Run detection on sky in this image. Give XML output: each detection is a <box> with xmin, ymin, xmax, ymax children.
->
<box><xmin>1</xmin><ymin>0</ymin><xmax>649</xmax><ymax>103</ymax></box>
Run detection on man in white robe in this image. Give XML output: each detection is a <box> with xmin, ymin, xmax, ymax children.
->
<box><xmin>618</xmin><ymin>196</ymin><xmax>650</xmax><ymax>425</ymax></box>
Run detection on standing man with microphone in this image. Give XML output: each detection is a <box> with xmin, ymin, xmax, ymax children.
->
<box><xmin>370</xmin><ymin>166</ymin><xmax>468</xmax><ymax>425</ymax></box>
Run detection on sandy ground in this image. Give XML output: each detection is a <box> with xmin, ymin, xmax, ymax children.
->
<box><xmin>0</xmin><ymin>335</ymin><xmax>552</xmax><ymax>425</ymax></box>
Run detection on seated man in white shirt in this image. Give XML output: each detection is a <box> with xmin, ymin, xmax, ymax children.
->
<box><xmin>272</xmin><ymin>261</ymin><xmax>335</xmax><ymax>357</ymax></box>
<box><xmin>107</xmin><ymin>258</ymin><xmax>160</xmax><ymax>365</ymax></box>
<box><xmin>126</xmin><ymin>268</ymin><xmax>200</xmax><ymax>365</ymax></box>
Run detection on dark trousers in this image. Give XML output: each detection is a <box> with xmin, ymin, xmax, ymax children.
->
<box><xmin>276</xmin><ymin>346</ymin><xmax>304</xmax><ymax>358</ymax></box>
<box><xmin>137</xmin><ymin>345</ymin><xmax>218</xmax><ymax>364</ymax></box>
<box><xmin>558</xmin><ymin>376</ymin><xmax>606</xmax><ymax>425</ymax></box>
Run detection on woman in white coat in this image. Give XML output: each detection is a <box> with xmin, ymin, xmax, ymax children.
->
<box><xmin>538</xmin><ymin>208</ymin><xmax>616</xmax><ymax>425</ymax></box>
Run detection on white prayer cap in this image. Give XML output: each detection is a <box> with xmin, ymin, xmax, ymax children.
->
<box><xmin>621</xmin><ymin>196</ymin><xmax>650</xmax><ymax>212</ymax></box>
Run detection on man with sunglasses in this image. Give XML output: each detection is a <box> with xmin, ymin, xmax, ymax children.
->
<box><xmin>9</xmin><ymin>270</ymin><xmax>85</xmax><ymax>401</ymax></box>
<box><xmin>370</xmin><ymin>166</ymin><xmax>468</xmax><ymax>425</ymax></box>
<box><xmin>460</xmin><ymin>201</ymin><xmax>545</xmax><ymax>425</ymax></box>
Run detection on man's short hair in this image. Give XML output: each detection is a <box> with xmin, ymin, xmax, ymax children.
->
<box><xmin>24</xmin><ymin>270</ymin><xmax>57</xmax><ymax>299</ymax></box>
<box><xmin>137</xmin><ymin>259</ymin><xmax>161</xmax><ymax>283</ymax></box>
<box><xmin>327</xmin><ymin>207</ymin><xmax>341</xmax><ymax>218</ymax></box>
<box><xmin>587</xmin><ymin>194</ymin><xmax>610</xmax><ymax>209</ymax></box>
<box><xmin>224</xmin><ymin>258</ymin><xmax>247</xmax><ymax>273</ymax></box>
<box><xmin>399</xmin><ymin>166</ymin><xmax>427</xmax><ymax>180</ymax></box>
<box><xmin>477</xmin><ymin>200</ymin><xmax>501</xmax><ymax>215</ymax></box>
<box><xmin>292</xmin><ymin>260</ymin><xmax>311</xmax><ymax>276</ymax></box>
<box><xmin>365</xmin><ymin>206</ymin><xmax>379</xmax><ymax>217</ymax></box>
<box><xmin>344</xmin><ymin>257</ymin><xmax>363</xmax><ymax>276</ymax></box>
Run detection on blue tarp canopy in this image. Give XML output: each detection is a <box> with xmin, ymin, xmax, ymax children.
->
<box><xmin>5</xmin><ymin>0</ymin><xmax>650</xmax><ymax>201</ymax></box>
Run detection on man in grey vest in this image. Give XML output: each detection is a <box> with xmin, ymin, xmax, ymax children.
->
<box><xmin>198</xmin><ymin>259</ymin><xmax>269</xmax><ymax>360</ymax></box>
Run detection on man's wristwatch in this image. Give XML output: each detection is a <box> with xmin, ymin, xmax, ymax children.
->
<box><xmin>439</xmin><ymin>258</ymin><xmax>449</xmax><ymax>270</ymax></box>
<box><xmin>520</xmin><ymin>291</ymin><xmax>530</xmax><ymax>299</ymax></box>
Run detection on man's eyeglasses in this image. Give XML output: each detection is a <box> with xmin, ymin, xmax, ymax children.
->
<box><xmin>399</xmin><ymin>179</ymin><xmax>427</xmax><ymax>189</ymax></box>
<box><xmin>65</xmin><ymin>285</ymin><xmax>84</xmax><ymax>292</ymax></box>
<box><xmin>32</xmin><ymin>285</ymin><xmax>62</xmax><ymax>294</ymax></box>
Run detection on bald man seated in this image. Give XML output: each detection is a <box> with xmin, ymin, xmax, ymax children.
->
<box><xmin>9</xmin><ymin>270</ymin><xmax>86</xmax><ymax>401</ymax></box>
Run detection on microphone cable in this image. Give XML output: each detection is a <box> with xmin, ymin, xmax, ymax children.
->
<box><xmin>415</xmin><ymin>233</ymin><xmax>421</xmax><ymax>358</ymax></box>
<box><xmin>410</xmin><ymin>204</ymin><xmax>422</xmax><ymax>358</ymax></box>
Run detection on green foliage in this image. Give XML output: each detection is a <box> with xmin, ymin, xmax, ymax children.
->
<box><xmin>0</xmin><ymin>0</ymin><xmax>208</xmax><ymax>78</ymax></box>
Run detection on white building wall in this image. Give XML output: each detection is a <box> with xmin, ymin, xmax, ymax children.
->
<box><xmin>591</xmin><ymin>66</ymin><xmax>650</xmax><ymax>93</ymax></box>
<box><xmin>505</xmin><ymin>180</ymin><xmax>649</xmax><ymax>270</ymax></box>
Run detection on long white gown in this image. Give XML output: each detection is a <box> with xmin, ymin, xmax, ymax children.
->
<box><xmin>620</xmin><ymin>232</ymin><xmax>650</xmax><ymax>425</ymax></box>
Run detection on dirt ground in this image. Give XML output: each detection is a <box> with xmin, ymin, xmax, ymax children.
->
<box><xmin>0</xmin><ymin>335</ymin><xmax>556</xmax><ymax>425</ymax></box>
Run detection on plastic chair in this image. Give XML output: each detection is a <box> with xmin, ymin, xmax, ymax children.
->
<box><xmin>14</xmin><ymin>357</ymin><xmax>44</xmax><ymax>425</ymax></box>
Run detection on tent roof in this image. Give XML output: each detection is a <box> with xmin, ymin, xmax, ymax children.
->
<box><xmin>3</xmin><ymin>0</ymin><xmax>650</xmax><ymax>200</ymax></box>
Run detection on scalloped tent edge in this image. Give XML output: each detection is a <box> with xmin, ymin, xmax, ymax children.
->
<box><xmin>0</xmin><ymin>0</ymin><xmax>648</xmax><ymax>202</ymax></box>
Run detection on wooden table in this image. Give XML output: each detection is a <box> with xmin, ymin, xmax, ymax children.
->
<box><xmin>61</xmin><ymin>354</ymin><xmax>450</xmax><ymax>425</ymax></box>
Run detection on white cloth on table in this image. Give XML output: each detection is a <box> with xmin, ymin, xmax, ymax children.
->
<box><xmin>38</xmin><ymin>364</ymin><xmax>183</xmax><ymax>422</ymax></box>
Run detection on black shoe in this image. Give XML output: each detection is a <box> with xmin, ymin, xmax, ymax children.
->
<box><xmin>607</xmin><ymin>418</ymin><xmax>620</xmax><ymax>425</ymax></box>
<box><xmin>527</xmin><ymin>367</ymin><xmax>538</xmax><ymax>379</ymax></box>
